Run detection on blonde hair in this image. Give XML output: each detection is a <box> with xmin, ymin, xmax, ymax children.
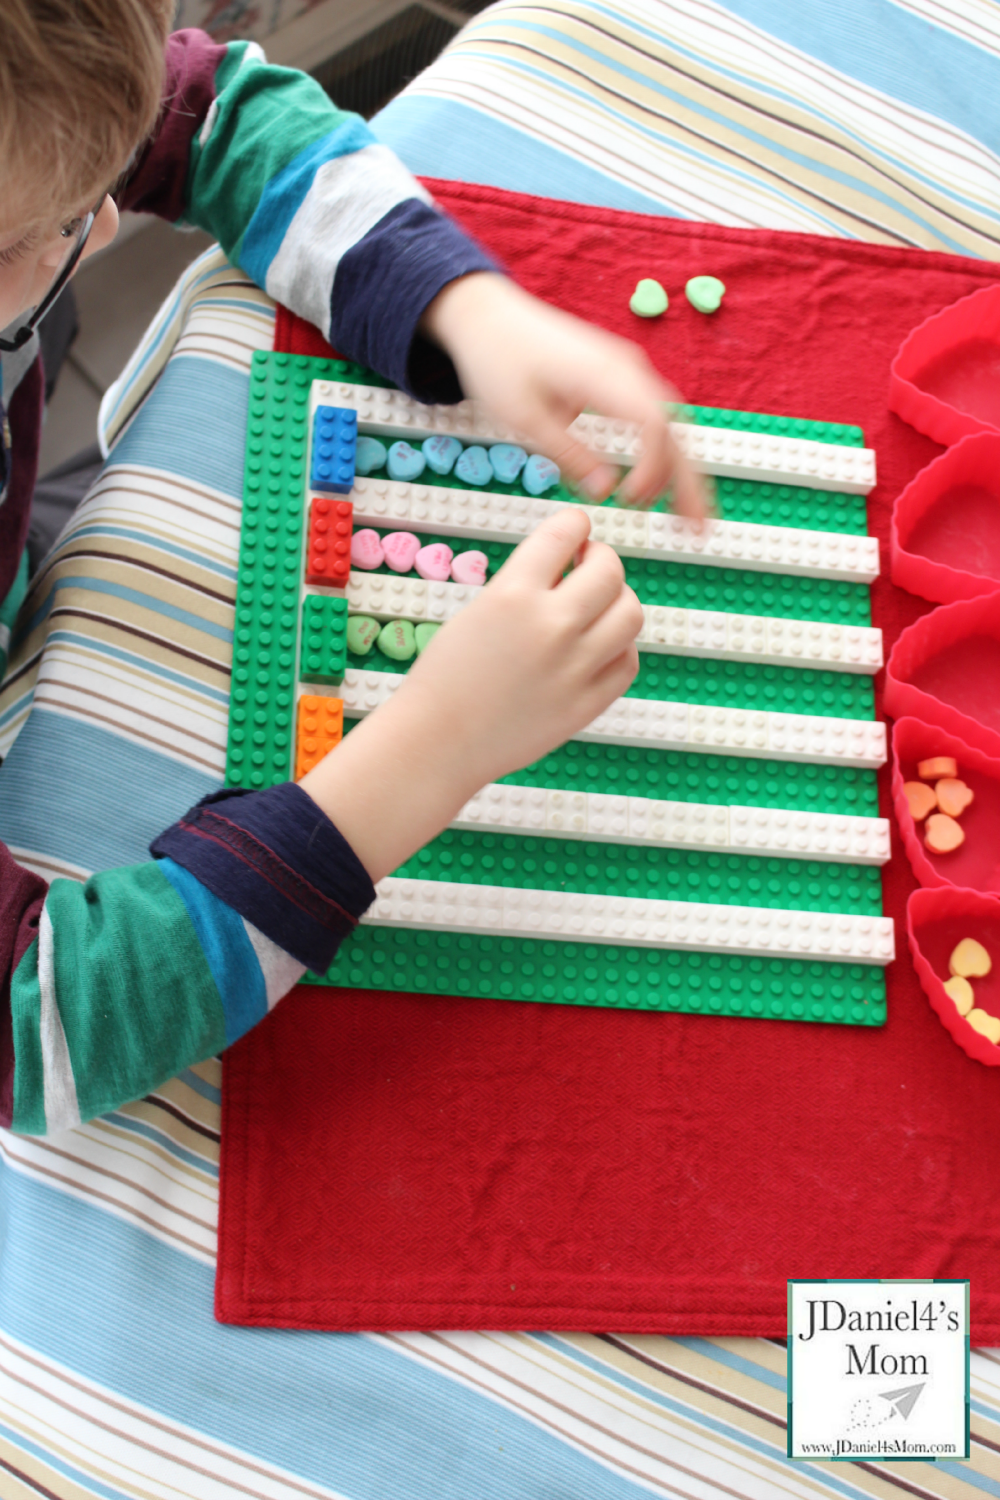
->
<box><xmin>0</xmin><ymin>0</ymin><xmax>174</xmax><ymax>231</ymax></box>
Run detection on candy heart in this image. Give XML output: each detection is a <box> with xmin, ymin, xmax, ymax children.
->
<box><xmin>347</xmin><ymin>615</ymin><xmax>380</xmax><ymax>655</ymax></box>
<box><xmin>355</xmin><ymin>436</ymin><xmax>387</xmax><ymax>475</ymax></box>
<box><xmin>522</xmin><ymin>454</ymin><xmax>560</xmax><ymax>495</ymax></box>
<box><xmin>415</xmin><ymin>622</ymin><xmax>441</xmax><ymax>654</ymax></box>
<box><xmin>382</xmin><ymin>530</ymin><xmax>421</xmax><ymax>573</ymax></box>
<box><xmin>455</xmin><ymin>445</ymin><xmax>492</xmax><ymax>487</ymax></box>
<box><xmin>907</xmin><ymin>885</ymin><xmax>1000</xmax><ymax>1065</ymax></box>
<box><xmin>450</xmin><ymin>550</ymin><xmax>488</xmax><ymax>586</ymax></box>
<box><xmin>937</xmin><ymin>777</ymin><xmax>974</xmax><ymax>816</ymax></box>
<box><xmin>422</xmin><ymin>435</ymin><xmax>463</xmax><ymax>475</ymax></box>
<box><xmin>415</xmin><ymin>543</ymin><xmax>454</xmax><ymax>581</ymax></box>
<box><xmin>488</xmin><ymin>444</ymin><xmax>527</xmax><ymax>484</ymax></box>
<box><xmin>892</xmin><ymin>717</ymin><xmax>1000</xmax><ymax>893</ymax></box>
<box><xmin>629</xmin><ymin>278</ymin><xmax>668</xmax><ymax>318</ymax></box>
<box><xmin>377</xmin><ymin>620</ymin><xmax>417</xmax><ymax>662</ymax></box>
<box><xmin>387</xmin><ymin>441</ymin><xmax>426</xmax><ymax>482</ymax></box>
<box><xmin>350</xmin><ymin>528</ymin><xmax>384</xmax><ymax>570</ymax></box>
<box><xmin>685</xmin><ymin>275</ymin><xmax>726</xmax><ymax>314</ymax></box>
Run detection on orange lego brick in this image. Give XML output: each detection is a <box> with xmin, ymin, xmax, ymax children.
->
<box><xmin>306</xmin><ymin>498</ymin><xmax>352</xmax><ymax>587</ymax></box>
<box><xmin>295</xmin><ymin>694</ymin><xmax>344</xmax><ymax>780</ymax></box>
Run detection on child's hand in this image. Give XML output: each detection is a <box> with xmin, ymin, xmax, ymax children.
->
<box><xmin>300</xmin><ymin>508</ymin><xmax>642</xmax><ymax>882</ymax></box>
<box><xmin>422</xmin><ymin>271</ymin><xmax>709</xmax><ymax>519</ymax></box>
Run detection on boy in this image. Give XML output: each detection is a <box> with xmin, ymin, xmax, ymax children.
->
<box><xmin>0</xmin><ymin>0</ymin><xmax>705</xmax><ymax>1136</ymax></box>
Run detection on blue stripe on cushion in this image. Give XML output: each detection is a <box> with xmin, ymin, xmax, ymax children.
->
<box><xmin>109</xmin><ymin>358</ymin><xmax>249</xmax><ymax>498</ymax></box>
<box><xmin>705</xmin><ymin>0</ymin><xmax>1000</xmax><ymax>158</ymax></box>
<box><xmin>0</xmin><ymin>712</ymin><xmax>219</xmax><ymax>871</ymax></box>
<box><xmin>240</xmin><ymin>118</ymin><xmax>376</xmax><ymax>286</ymax></box>
<box><xmin>157</xmin><ymin>856</ymin><xmax>267</xmax><ymax>1046</ymax></box>
<box><xmin>372</xmin><ymin>95</ymin><xmax>678</xmax><ymax>215</ymax></box>
<box><xmin>0</xmin><ymin>1169</ymin><xmax>664</xmax><ymax>1500</ymax></box>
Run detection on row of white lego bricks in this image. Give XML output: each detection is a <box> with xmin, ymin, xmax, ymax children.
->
<box><xmin>338</xmin><ymin>668</ymin><xmax>888</xmax><ymax>768</ymax></box>
<box><xmin>363</xmin><ymin>877</ymin><xmax>895</xmax><ymax>965</ymax></box>
<box><xmin>454</xmin><ymin>783</ymin><xmax>891</xmax><ymax>865</ymax></box>
<box><xmin>339</xmin><ymin>569</ymin><xmax>883</xmax><ymax>673</ymax></box>
<box><xmin>348</xmin><ymin>476</ymin><xmax>880</xmax><ymax>585</ymax></box>
<box><xmin>312</xmin><ymin>381</ymin><xmax>877</xmax><ymax>495</ymax></box>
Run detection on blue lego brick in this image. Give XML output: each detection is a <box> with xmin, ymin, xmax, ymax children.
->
<box><xmin>310</xmin><ymin>405</ymin><xmax>357</xmax><ymax>494</ymax></box>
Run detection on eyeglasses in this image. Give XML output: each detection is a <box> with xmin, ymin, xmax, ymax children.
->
<box><xmin>0</xmin><ymin>195</ymin><xmax>106</xmax><ymax>354</ymax></box>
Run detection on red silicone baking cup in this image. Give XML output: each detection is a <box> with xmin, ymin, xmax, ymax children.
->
<box><xmin>891</xmin><ymin>434</ymin><xmax>1000</xmax><ymax>605</ymax></box>
<box><xmin>891</xmin><ymin>717</ymin><xmax>1000</xmax><ymax>893</ymax></box>
<box><xmin>907</xmin><ymin>886</ymin><xmax>1000</xmax><ymax>1065</ymax></box>
<box><xmin>890</xmin><ymin>284</ymin><xmax>1000</xmax><ymax>445</ymax></box>
<box><xmin>884</xmin><ymin>591</ymin><xmax>1000</xmax><ymax>757</ymax></box>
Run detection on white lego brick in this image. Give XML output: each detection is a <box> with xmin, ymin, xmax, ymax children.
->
<box><xmin>636</xmin><ymin>607</ymin><xmax>883</xmax><ymax>674</ymax></box>
<box><xmin>729</xmin><ymin>807</ymin><xmax>891</xmax><ymax>864</ymax></box>
<box><xmin>449</xmin><ymin>783</ymin><xmax>888</xmax><ymax>864</ymax></box>
<box><xmin>339</xmin><ymin>672</ymin><xmax>886</xmax><ymax>768</ymax></box>
<box><xmin>645</xmin><ymin>512</ymin><xmax>880</xmax><ymax>584</ymax></box>
<box><xmin>348</xmin><ymin>477</ymin><xmax>879</xmax><ymax>585</ymax></box>
<box><xmin>341</xmin><ymin>571</ymin><xmax>481</xmax><ymax>624</ymax></box>
<box><xmin>315</xmin><ymin>381</ymin><xmax>877</xmax><ymax>494</ymax></box>
<box><xmin>364</xmin><ymin>877</ymin><xmax>895</xmax><ymax>964</ymax></box>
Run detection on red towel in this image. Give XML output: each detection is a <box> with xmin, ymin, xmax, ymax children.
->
<box><xmin>218</xmin><ymin>181</ymin><xmax>1000</xmax><ymax>1337</ymax></box>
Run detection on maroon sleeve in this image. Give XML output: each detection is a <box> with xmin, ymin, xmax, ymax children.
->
<box><xmin>0</xmin><ymin>844</ymin><xmax>49</xmax><ymax>1129</ymax></box>
<box><xmin>118</xmin><ymin>29</ymin><xmax>227</xmax><ymax>222</ymax></box>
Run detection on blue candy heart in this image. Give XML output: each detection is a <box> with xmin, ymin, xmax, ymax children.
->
<box><xmin>386</xmin><ymin>441</ymin><xmax>427</xmax><ymax>482</ymax></box>
<box><xmin>489</xmin><ymin>443</ymin><xmax>528</xmax><ymax>484</ymax></box>
<box><xmin>355</xmin><ymin>436</ymin><xmax>387</xmax><ymax>475</ymax></box>
<box><xmin>455</xmin><ymin>445</ymin><xmax>493</xmax><ymax>487</ymax></box>
<box><xmin>522</xmin><ymin>454</ymin><xmax>561</xmax><ymax>495</ymax></box>
<box><xmin>422</xmin><ymin>435</ymin><xmax>463</xmax><ymax>475</ymax></box>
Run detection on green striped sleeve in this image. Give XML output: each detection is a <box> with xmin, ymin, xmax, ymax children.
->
<box><xmin>10</xmin><ymin>863</ymin><xmax>227</xmax><ymax>1134</ymax></box>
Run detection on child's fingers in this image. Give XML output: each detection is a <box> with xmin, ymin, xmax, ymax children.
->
<box><xmin>577</xmin><ymin>583</ymin><xmax>645</xmax><ymax>667</ymax></box>
<box><xmin>498</xmin><ymin>506</ymin><xmax>592</xmax><ymax>588</ymax></box>
<box><xmin>517</xmin><ymin>411</ymin><xmax>619</xmax><ymax>501</ymax></box>
<box><xmin>578</xmin><ymin>643</ymin><xmax>641</xmax><ymax>720</ymax></box>
<box><xmin>557</xmin><ymin>544</ymin><xmax>630</xmax><ymax>630</ymax></box>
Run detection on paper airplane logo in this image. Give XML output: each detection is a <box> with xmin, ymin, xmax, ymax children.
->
<box><xmin>879</xmin><ymin>1383</ymin><xmax>925</xmax><ymax>1421</ymax></box>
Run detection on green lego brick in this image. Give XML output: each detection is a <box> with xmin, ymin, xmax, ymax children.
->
<box><xmin>311</xmin><ymin>930</ymin><xmax>886</xmax><ymax>1029</ymax></box>
<box><xmin>499</xmin><ymin>741</ymin><xmax>881</xmax><ymax>816</ymax></box>
<box><xmin>670</xmin><ymin>403</ymin><xmax>865</xmax><ymax>447</ymax></box>
<box><xmin>393</xmin><ymin>830</ymin><xmax>883</xmax><ymax>915</ymax></box>
<box><xmin>300</xmin><ymin>593</ymin><xmax>348</xmax><ymax>684</ymax></box>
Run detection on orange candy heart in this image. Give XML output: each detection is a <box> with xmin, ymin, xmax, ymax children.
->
<box><xmin>925</xmin><ymin>813</ymin><xmax>965</xmax><ymax>853</ymax></box>
<box><xmin>935</xmin><ymin>777</ymin><xmax>974</xmax><ymax>817</ymax></box>
<box><xmin>903</xmin><ymin>781</ymin><xmax>938</xmax><ymax>821</ymax></box>
<box><xmin>918</xmin><ymin>756</ymin><xmax>958</xmax><ymax>780</ymax></box>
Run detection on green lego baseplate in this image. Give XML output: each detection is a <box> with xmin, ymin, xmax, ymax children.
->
<box><xmin>232</xmin><ymin>351</ymin><xmax>886</xmax><ymax>1025</ymax></box>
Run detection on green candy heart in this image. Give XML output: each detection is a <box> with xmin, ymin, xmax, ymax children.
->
<box><xmin>347</xmin><ymin>615</ymin><xmax>380</xmax><ymax>655</ymax></box>
<box><xmin>415</xmin><ymin>622</ymin><xmax>441</xmax><ymax>655</ymax></box>
<box><xmin>685</xmin><ymin>275</ymin><xmax>726</xmax><ymax>314</ymax></box>
<box><xmin>377</xmin><ymin>619</ymin><xmax>417</xmax><ymax>662</ymax></box>
<box><xmin>629</xmin><ymin>278</ymin><xmax>668</xmax><ymax>318</ymax></box>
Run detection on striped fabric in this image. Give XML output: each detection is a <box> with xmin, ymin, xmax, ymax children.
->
<box><xmin>3</xmin><ymin>1</ymin><xmax>1000</xmax><ymax>1494</ymax></box>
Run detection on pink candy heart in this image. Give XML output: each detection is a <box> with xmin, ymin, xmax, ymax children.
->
<box><xmin>382</xmin><ymin>530</ymin><xmax>422</xmax><ymax>573</ymax></box>
<box><xmin>415</xmin><ymin>543</ymin><xmax>454</xmax><ymax>581</ymax></box>
<box><xmin>350</xmin><ymin>528</ymin><xmax>384</xmax><ymax>570</ymax></box>
<box><xmin>450</xmin><ymin>550</ymin><xmax>488</xmax><ymax>586</ymax></box>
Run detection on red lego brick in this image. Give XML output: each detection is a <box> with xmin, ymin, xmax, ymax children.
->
<box><xmin>306</xmin><ymin>498</ymin><xmax>352</xmax><ymax>587</ymax></box>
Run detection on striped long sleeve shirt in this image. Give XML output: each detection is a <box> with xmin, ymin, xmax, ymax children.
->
<box><xmin>0</xmin><ymin>29</ymin><xmax>498</xmax><ymax>1135</ymax></box>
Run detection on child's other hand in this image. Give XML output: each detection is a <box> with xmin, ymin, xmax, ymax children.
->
<box><xmin>422</xmin><ymin>272</ymin><xmax>709</xmax><ymax>520</ymax></box>
<box><xmin>300</xmin><ymin>509</ymin><xmax>642</xmax><ymax>882</ymax></box>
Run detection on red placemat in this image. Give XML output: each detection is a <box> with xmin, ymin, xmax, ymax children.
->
<box><xmin>218</xmin><ymin>182</ymin><xmax>1000</xmax><ymax>1337</ymax></box>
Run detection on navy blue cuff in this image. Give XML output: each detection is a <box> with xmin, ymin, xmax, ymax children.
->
<box><xmin>330</xmin><ymin>197</ymin><xmax>500</xmax><ymax>403</ymax></box>
<box><xmin>150</xmin><ymin>783</ymin><xmax>376</xmax><ymax>973</ymax></box>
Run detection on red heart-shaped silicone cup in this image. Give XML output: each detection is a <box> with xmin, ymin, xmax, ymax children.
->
<box><xmin>891</xmin><ymin>434</ymin><xmax>1000</xmax><ymax>605</ymax></box>
<box><xmin>890</xmin><ymin>284</ymin><xmax>1000</xmax><ymax>445</ymax></box>
<box><xmin>891</xmin><ymin>718</ymin><xmax>1000</xmax><ymax>892</ymax></box>
<box><xmin>907</xmin><ymin>887</ymin><xmax>1000</xmax><ymax>1065</ymax></box>
<box><xmin>885</xmin><ymin>592</ymin><xmax>1000</xmax><ymax>758</ymax></box>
